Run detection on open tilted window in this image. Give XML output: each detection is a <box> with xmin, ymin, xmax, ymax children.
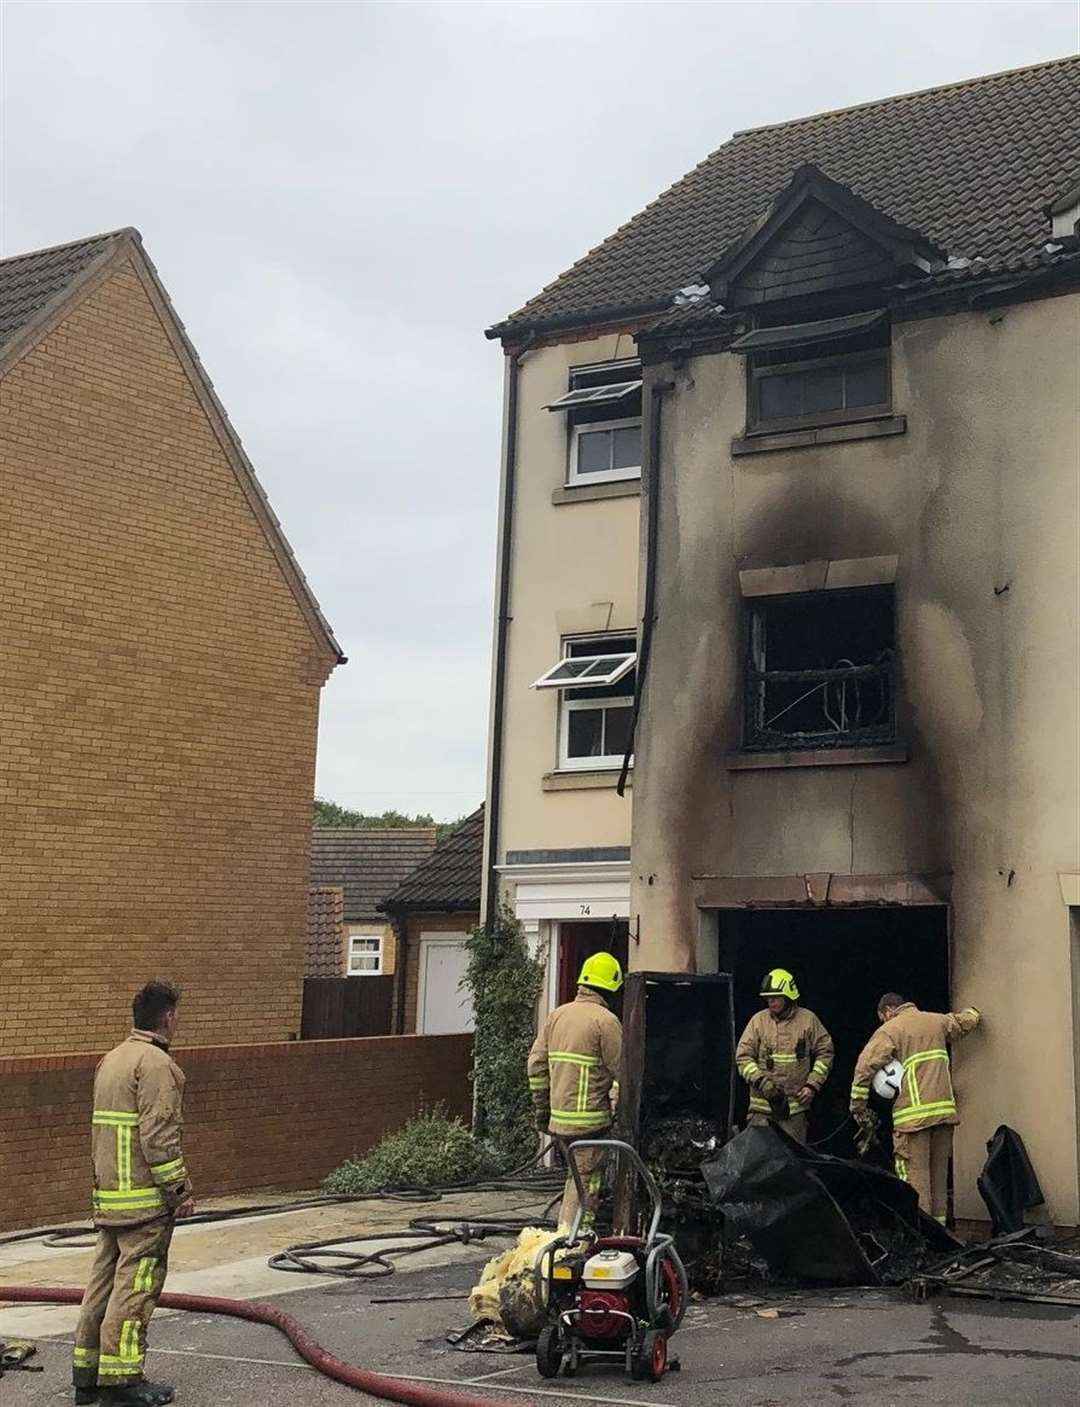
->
<box><xmin>532</xmin><ymin>633</ymin><xmax>637</xmax><ymax>770</ymax></box>
<box><xmin>546</xmin><ymin>360</ymin><xmax>643</xmax><ymax>485</ymax></box>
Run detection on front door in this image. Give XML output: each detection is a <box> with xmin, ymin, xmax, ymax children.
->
<box><xmin>557</xmin><ymin>920</ymin><xmax>630</xmax><ymax>1005</ymax></box>
<box><xmin>417</xmin><ymin>933</ymin><xmax>475</xmax><ymax>1034</ymax></box>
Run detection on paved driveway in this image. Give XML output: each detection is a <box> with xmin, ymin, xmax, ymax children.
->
<box><xmin>4</xmin><ymin>1254</ymin><xmax>1078</xmax><ymax>1406</ymax></box>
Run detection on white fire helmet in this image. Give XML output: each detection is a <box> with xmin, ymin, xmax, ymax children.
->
<box><xmin>872</xmin><ymin>1059</ymin><xmax>904</xmax><ymax>1101</ymax></box>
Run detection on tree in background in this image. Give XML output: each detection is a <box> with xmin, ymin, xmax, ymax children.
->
<box><xmin>313</xmin><ymin>797</ymin><xmax>464</xmax><ymax>842</ymax></box>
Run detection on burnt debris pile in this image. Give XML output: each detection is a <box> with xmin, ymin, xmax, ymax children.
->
<box><xmin>699</xmin><ymin>1124</ymin><xmax>957</xmax><ymax>1287</ymax></box>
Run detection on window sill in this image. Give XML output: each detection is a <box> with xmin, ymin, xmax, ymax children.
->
<box><xmin>552</xmin><ymin>479</ymin><xmax>641</xmax><ymax>506</ymax></box>
<box><xmin>726</xmin><ymin>743</ymin><xmax>908</xmax><ymax>771</ymax></box>
<box><xmin>542</xmin><ymin>768</ymin><xmax>632</xmax><ymax>791</ymax></box>
<box><xmin>731</xmin><ymin>414</ymin><xmax>906</xmax><ymax>457</ymax></box>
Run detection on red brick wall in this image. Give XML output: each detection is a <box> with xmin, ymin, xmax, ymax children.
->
<box><xmin>0</xmin><ymin>258</ymin><xmax>337</xmax><ymax>1055</ymax></box>
<box><xmin>0</xmin><ymin>1034</ymin><xmax>473</xmax><ymax>1232</ymax></box>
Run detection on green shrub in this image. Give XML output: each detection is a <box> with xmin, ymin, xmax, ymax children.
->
<box><xmin>322</xmin><ymin>1104</ymin><xmax>492</xmax><ymax>1195</ymax></box>
<box><xmin>463</xmin><ymin>904</ymin><xmax>547</xmax><ymax>1170</ymax></box>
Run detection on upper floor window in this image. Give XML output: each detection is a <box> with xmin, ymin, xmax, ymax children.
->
<box><xmin>734</xmin><ymin>311</ymin><xmax>891</xmax><ymax>435</ymax></box>
<box><xmin>743</xmin><ymin>586</ymin><xmax>895</xmax><ymax>751</ymax></box>
<box><xmin>532</xmin><ymin>632</ymin><xmax>637</xmax><ymax>770</ymax></box>
<box><xmin>545</xmin><ymin>360</ymin><xmax>642</xmax><ymax>486</ymax></box>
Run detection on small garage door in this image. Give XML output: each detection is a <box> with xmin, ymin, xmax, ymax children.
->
<box><xmin>417</xmin><ymin>933</ymin><xmax>475</xmax><ymax>1035</ymax></box>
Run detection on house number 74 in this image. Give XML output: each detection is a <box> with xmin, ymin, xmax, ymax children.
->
<box><xmin>579</xmin><ymin>904</ymin><xmax>592</xmax><ymax>915</ymax></box>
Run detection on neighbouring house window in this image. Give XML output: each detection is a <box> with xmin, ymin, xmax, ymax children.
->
<box><xmin>348</xmin><ymin>935</ymin><xmax>384</xmax><ymax>975</ymax></box>
<box><xmin>736</xmin><ymin>312</ymin><xmax>891</xmax><ymax>434</ymax></box>
<box><xmin>743</xmin><ymin>586</ymin><xmax>895</xmax><ymax>751</ymax></box>
<box><xmin>545</xmin><ymin>360</ymin><xmax>642</xmax><ymax>485</ymax></box>
<box><xmin>532</xmin><ymin>633</ymin><xmax>637</xmax><ymax>770</ymax></box>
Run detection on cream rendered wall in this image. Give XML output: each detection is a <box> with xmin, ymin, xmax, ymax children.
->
<box><xmin>631</xmin><ymin>293</ymin><xmax>1080</xmax><ymax>1222</ymax></box>
<box><xmin>497</xmin><ymin>333</ymin><xmax>641</xmax><ymax>859</ymax></box>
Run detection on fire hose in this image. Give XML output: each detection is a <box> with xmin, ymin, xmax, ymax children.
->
<box><xmin>0</xmin><ymin>1284</ymin><xmax>518</xmax><ymax>1407</ymax></box>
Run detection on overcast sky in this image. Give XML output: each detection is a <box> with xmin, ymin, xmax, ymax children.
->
<box><xmin>2</xmin><ymin>2</ymin><xmax>1076</xmax><ymax>820</ymax></box>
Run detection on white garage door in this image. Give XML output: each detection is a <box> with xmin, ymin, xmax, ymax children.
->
<box><xmin>417</xmin><ymin>933</ymin><xmax>475</xmax><ymax>1035</ymax></box>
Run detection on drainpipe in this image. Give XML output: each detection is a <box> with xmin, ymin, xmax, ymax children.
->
<box><xmin>484</xmin><ymin>333</ymin><xmax>537</xmax><ymax>933</ymax></box>
<box><xmin>618</xmin><ymin>378</ymin><xmax>675</xmax><ymax>797</ymax></box>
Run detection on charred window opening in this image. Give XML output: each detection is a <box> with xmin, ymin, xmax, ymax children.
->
<box><xmin>743</xmin><ymin>586</ymin><xmax>896</xmax><ymax>751</ymax></box>
<box><xmin>747</xmin><ymin>323</ymin><xmax>891</xmax><ymax>434</ymax></box>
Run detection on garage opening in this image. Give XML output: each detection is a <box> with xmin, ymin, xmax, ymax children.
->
<box><xmin>716</xmin><ymin>907</ymin><xmax>949</xmax><ymax>1157</ymax></box>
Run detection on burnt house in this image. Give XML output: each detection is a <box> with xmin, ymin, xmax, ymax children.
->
<box><xmin>484</xmin><ymin>57</ymin><xmax>1080</xmax><ymax>1224</ymax></box>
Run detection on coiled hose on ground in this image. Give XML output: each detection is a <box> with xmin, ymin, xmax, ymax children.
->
<box><xmin>0</xmin><ymin>1284</ymin><xmax>519</xmax><ymax>1407</ymax></box>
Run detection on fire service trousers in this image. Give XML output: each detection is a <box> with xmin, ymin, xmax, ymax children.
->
<box><xmin>556</xmin><ymin>1135</ymin><xmax>607</xmax><ymax>1232</ymax></box>
<box><xmin>73</xmin><ymin>1216</ymin><xmax>175</xmax><ymax>1390</ymax></box>
<box><xmin>748</xmin><ymin>1112</ymin><xmax>808</xmax><ymax>1145</ymax></box>
<box><xmin>893</xmin><ymin>1125</ymin><xmax>953</xmax><ymax>1223</ymax></box>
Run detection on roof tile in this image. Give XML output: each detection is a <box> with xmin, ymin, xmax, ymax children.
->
<box><xmin>309</xmin><ymin>828</ymin><xmax>439</xmax><ymax>921</ymax></box>
<box><xmin>493</xmin><ymin>57</ymin><xmax>1080</xmax><ymax>334</ymax></box>
<box><xmin>380</xmin><ymin>806</ymin><xmax>484</xmax><ymax>912</ymax></box>
<box><xmin>0</xmin><ymin>230</ymin><xmax>128</xmax><ymax>352</ymax></box>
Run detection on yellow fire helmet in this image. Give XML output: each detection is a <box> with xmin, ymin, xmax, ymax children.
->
<box><xmin>578</xmin><ymin>952</ymin><xmax>624</xmax><ymax>993</ymax></box>
<box><xmin>760</xmin><ymin>968</ymin><xmax>799</xmax><ymax>1002</ymax></box>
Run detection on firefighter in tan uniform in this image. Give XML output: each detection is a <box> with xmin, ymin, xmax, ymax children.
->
<box><xmin>527</xmin><ymin>952</ymin><xmax>623</xmax><ymax>1231</ymax></box>
<box><xmin>736</xmin><ymin>968</ymin><xmax>834</xmax><ymax>1145</ymax></box>
<box><xmin>851</xmin><ymin>991</ymin><xmax>981</xmax><ymax>1224</ymax></box>
<box><xmin>73</xmin><ymin>982</ymin><xmax>194</xmax><ymax>1407</ymax></box>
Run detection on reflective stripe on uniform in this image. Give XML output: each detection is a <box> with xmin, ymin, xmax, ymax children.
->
<box><xmin>812</xmin><ymin>1060</ymin><xmax>829</xmax><ymax>1078</ymax></box>
<box><xmin>150</xmin><ymin>1157</ymin><xmax>186</xmax><ymax>1185</ymax></box>
<box><xmin>528</xmin><ymin>1075</ymin><xmax>550</xmax><ymax>1090</ymax></box>
<box><xmin>134</xmin><ymin>1255</ymin><xmax>157</xmax><ymax>1293</ymax></box>
<box><xmin>98</xmin><ymin>1320</ymin><xmax>144</xmax><ymax>1378</ymax></box>
<box><xmin>894</xmin><ymin>1154</ymin><xmax>908</xmax><ymax>1181</ymax></box>
<box><xmin>739</xmin><ymin>1060</ymin><xmax>761</xmax><ymax>1079</ymax></box>
<box><xmin>93</xmin><ymin>1187</ymin><xmax>164</xmax><ymax>1211</ymax></box>
<box><xmin>549</xmin><ymin>1109</ymin><xmax>610</xmax><ymax>1128</ymax></box>
<box><xmin>850</xmin><ymin>1083</ymin><xmax>870</xmax><ymax>1103</ymax></box>
<box><xmin>92</xmin><ymin>1111</ymin><xmax>139</xmax><ymax>1126</ymax></box>
<box><xmin>893</xmin><ymin>1099</ymin><xmax>957</xmax><ymax>1126</ymax></box>
<box><xmin>771</xmin><ymin>1053</ymin><xmax>798</xmax><ymax>1064</ymax></box>
<box><xmin>72</xmin><ymin>1347</ymin><xmax>98</xmax><ymax>1367</ymax></box>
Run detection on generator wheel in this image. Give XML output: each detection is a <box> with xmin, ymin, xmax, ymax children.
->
<box><xmin>536</xmin><ymin>1325</ymin><xmax>563</xmax><ymax>1379</ymax></box>
<box><xmin>638</xmin><ymin>1329</ymin><xmax>667</xmax><ymax>1382</ymax></box>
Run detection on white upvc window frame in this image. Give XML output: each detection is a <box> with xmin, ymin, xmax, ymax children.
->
<box><xmin>531</xmin><ymin>651</ymin><xmax>637</xmax><ymax>691</ymax></box>
<box><xmin>569</xmin><ymin>415</ymin><xmax>642</xmax><ymax>486</ymax></box>
<box><xmin>558</xmin><ymin>692</ymin><xmax>635</xmax><ymax>771</ymax></box>
<box><xmin>347</xmin><ymin>934</ymin><xmax>384</xmax><ymax>976</ymax></box>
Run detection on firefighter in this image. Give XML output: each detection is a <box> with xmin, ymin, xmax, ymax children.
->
<box><xmin>736</xmin><ymin>968</ymin><xmax>834</xmax><ymax>1145</ymax></box>
<box><xmin>73</xmin><ymin>982</ymin><xmax>195</xmax><ymax>1407</ymax></box>
<box><xmin>527</xmin><ymin>952</ymin><xmax>623</xmax><ymax>1231</ymax></box>
<box><xmin>850</xmin><ymin>991</ymin><xmax>981</xmax><ymax>1224</ymax></box>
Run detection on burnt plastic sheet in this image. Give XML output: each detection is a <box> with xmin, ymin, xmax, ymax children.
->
<box><xmin>701</xmin><ymin>1125</ymin><xmax>958</xmax><ymax>1286</ymax></box>
<box><xmin>977</xmin><ymin>1125</ymin><xmax>1045</xmax><ymax>1235</ymax></box>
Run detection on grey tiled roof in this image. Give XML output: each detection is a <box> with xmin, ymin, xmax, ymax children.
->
<box><xmin>0</xmin><ymin>230</ymin><xmax>128</xmax><ymax>352</ymax></box>
<box><xmin>380</xmin><ymin>806</ymin><xmax>484</xmax><ymax>913</ymax></box>
<box><xmin>491</xmin><ymin>56</ymin><xmax>1080</xmax><ymax>336</ymax></box>
<box><xmin>310</xmin><ymin>828</ymin><xmax>439</xmax><ymax>921</ymax></box>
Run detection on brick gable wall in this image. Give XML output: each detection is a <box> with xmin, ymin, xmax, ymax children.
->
<box><xmin>0</xmin><ymin>261</ymin><xmax>334</xmax><ymax>1055</ymax></box>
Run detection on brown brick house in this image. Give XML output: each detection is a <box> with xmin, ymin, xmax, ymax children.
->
<box><xmin>0</xmin><ymin>228</ymin><xmax>344</xmax><ymax>1056</ymax></box>
<box><xmin>380</xmin><ymin>807</ymin><xmax>483</xmax><ymax>1033</ymax></box>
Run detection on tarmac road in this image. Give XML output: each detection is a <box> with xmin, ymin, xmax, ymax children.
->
<box><xmin>3</xmin><ymin>1255</ymin><xmax>1079</xmax><ymax>1406</ymax></box>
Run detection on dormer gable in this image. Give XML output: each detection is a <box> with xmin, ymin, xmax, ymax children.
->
<box><xmin>704</xmin><ymin>164</ymin><xmax>946</xmax><ymax>309</ymax></box>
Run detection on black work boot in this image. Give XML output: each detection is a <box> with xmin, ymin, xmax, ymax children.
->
<box><xmin>99</xmin><ymin>1380</ymin><xmax>175</xmax><ymax>1406</ymax></box>
<box><xmin>74</xmin><ymin>1390</ymin><xmax>99</xmax><ymax>1406</ymax></box>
